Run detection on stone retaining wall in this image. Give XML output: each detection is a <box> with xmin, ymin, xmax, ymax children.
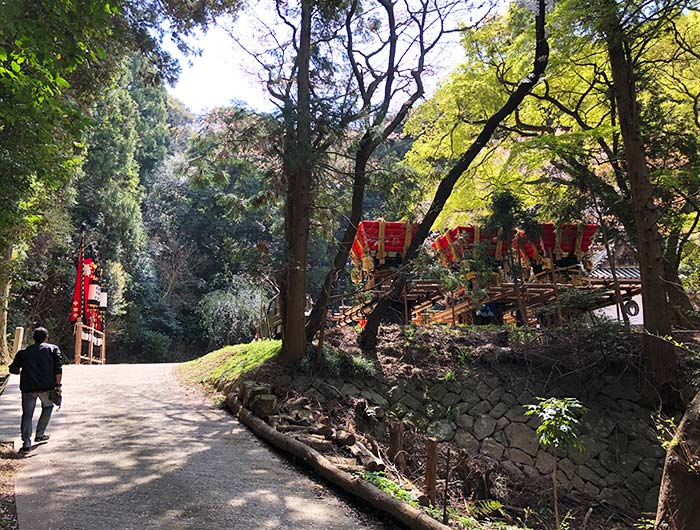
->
<box><xmin>292</xmin><ymin>369</ymin><xmax>664</xmax><ymax>512</ymax></box>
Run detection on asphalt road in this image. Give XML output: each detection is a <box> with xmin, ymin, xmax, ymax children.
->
<box><xmin>0</xmin><ymin>364</ymin><xmax>398</xmax><ymax>530</ymax></box>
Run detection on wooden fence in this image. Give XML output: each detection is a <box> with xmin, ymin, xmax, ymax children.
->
<box><xmin>73</xmin><ymin>322</ymin><xmax>106</xmax><ymax>365</ymax></box>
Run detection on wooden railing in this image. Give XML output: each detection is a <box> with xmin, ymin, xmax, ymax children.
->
<box><xmin>73</xmin><ymin>322</ymin><xmax>106</xmax><ymax>365</ymax></box>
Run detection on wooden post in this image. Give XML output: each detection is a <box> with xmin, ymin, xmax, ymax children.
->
<box><xmin>100</xmin><ymin>331</ymin><xmax>106</xmax><ymax>364</ymax></box>
<box><xmin>12</xmin><ymin>327</ymin><xmax>24</xmax><ymax>355</ymax></box>
<box><xmin>314</xmin><ymin>307</ymin><xmax>328</xmax><ymax>371</ymax></box>
<box><xmin>87</xmin><ymin>326</ymin><xmax>94</xmax><ymax>365</ymax></box>
<box><xmin>388</xmin><ymin>421</ymin><xmax>406</xmax><ymax>471</ymax></box>
<box><xmin>597</xmin><ymin>201</ymin><xmax>630</xmax><ymax>327</ymax></box>
<box><xmin>403</xmin><ymin>286</ymin><xmax>409</xmax><ymax>325</ymax></box>
<box><xmin>388</xmin><ymin>421</ymin><xmax>402</xmax><ymax>459</ymax></box>
<box><xmin>442</xmin><ymin>447</ymin><xmax>451</xmax><ymax>524</ymax></box>
<box><xmin>74</xmin><ymin>322</ymin><xmax>82</xmax><ymax>364</ymax></box>
<box><xmin>511</xmin><ymin>250</ymin><xmax>529</xmax><ymax>326</ymax></box>
<box><xmin>548</xmin><ymin>250</ymin><xmax>563</xmax><ymax>326</ymax></box>
<box><xmin>425</xmin><ymin>438</ymin><xmax>438</xmax><ymax>505</ymax></box>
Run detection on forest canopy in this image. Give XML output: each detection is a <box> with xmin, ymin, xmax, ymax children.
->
<box><xmin>0</xmin><ymin>0</ymin><xmax>697</xmax><ymax>370</ymax></box>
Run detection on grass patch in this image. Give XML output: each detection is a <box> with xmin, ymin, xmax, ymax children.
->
<box><xmin>361</xmin><ymin>472</ymin><xmax>524</xmax><ymax>530</ymax></box>
<box><xmin>320</xmin><ymin>345</ymin><xmax>377</xmax><ymax>378</ymax></box>
<box><xmin>442</xmin><ymin>369</ymin><xmax>456</xmax><ymax>382</ymax></box>
<box><xmin>179</xmin><ymin>339</ymin><xmax>281</xmax><ymax>390</ymax></box>
<box><xmin>361</xmin><ymin>471</ymin><xmax>419</xmax><ymax>507</ymax></box>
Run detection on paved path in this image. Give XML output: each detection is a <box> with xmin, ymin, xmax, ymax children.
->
<box><xmin>0</xmin><ymin>364</ymin><xmax>396</xmax><ymax>530</ymax></box>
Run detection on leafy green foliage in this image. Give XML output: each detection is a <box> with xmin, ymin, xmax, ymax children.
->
<box><xmin>197</xmin><ymin>277</ymin><xmax>264</xmax><ymax>348</ymax></box>
<box><xmin>0</xmin><ymin>1</ymin><xmax>114</xmax><ymax>118</ymax></box>
<box><xmin>319</xmin><ymin>345</ymin><xmax>377</xmax><ymax>378</ymax></box>
<box><xmin>634</xmin><ymin>516</ymin><xmax>656</xmax><ymax>529</ymax></box>
<box><xmin>0</xmin><ymin>0</ymin><xmax>243</xmax><ymax>358</ymax></box>
<box><xmin>361</xmin><ymin>472</ymin><xmax>419</xmax><ymax>506</ymax></box>
<box><xmin>442</xmin><ymin>369</ymin><xmax>456</xmax><ymax>382</ymax></box>
<box><xmin>140</xmin><ymin>330</ymin><xmax>172</xmax><ymax>362</ymax></box>
<box><xmin>11</xmin><ymin>67</ymin><xmax>291</xmax><ymax>359</ymax></box>
<box><xmin>362</xmin><ymin>471</ymin><xmax>510</xmax><ymax>528</ymax></box>
<box><xmin>524</xmin><ymin>397</ymin><xmax>587</xmax><ymax>450</ymax></box>
<box><xmin>403</xmin><ymin>323</ymin><xmax>418</xmax><ymax>344</ymax></box>
<box><xmin>654</xmin><ymin>413</ymin><xmax>700</xmax><ymax>475</ymax></box>
<box><xmin>404</xmin><ymin>3</ymin><xmax>700</xmax><ymax>326</ymax></box>
<box><xmin>468</xmin><ymin>499</ymin><xmax>504</xmax><ymax>519</ymax></box>
<box><xmin>425</xmin><ymin>500</ymin><xmax>511</xmax><ymax>529</ymax></box>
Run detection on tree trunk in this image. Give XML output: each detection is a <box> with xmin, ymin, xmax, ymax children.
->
<box><xmin>599</xmin><ymin>209</ymin><xmax>630</xmax><ymax>326</ymax></box>
<box><xmin>0</xmin><ymin>244</ymin><xmax>13</xmax><ymax>364</ymax></box>
<box><xmin>306</xmin><ymin>147</ymin><xmax>371</xmax><ymax>342</ymax></box>
<box><xmin>655</xmin><ymin>391</ymin><xmax>700</xmax><ymax>529</ymax></box>
<box><xmin>600</xmin><ymin>3</ymin><xmax>677</xmax><ymax>391</ymax></box>
<box><xmin>280</xmin><ymin>0</ymin><xmax>313</xmax><ymax>364</ymax></box>
<box><xmin>360</xmin><ymin>0</ymin><xmax>549</xmax><ymax>349</ymax></box>
<box><xmin>305</xmin><ymin>0</ymin><xmax>424</xmax><ymax>343</ymax></box>
<box><xmin>664</xmin><ymin>228</ymin><xmax>700</xmax><ymax>329</ymax></box>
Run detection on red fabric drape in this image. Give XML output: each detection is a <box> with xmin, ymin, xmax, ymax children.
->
<box><xmin>70</xmin><ymin>239</ymin><xmax>84</xmax><ymax>322</ymax></box>
<box><xmin>82</xmin><ymin>258</ymin><xmax>101</xmax><ymax>330</ymax></box>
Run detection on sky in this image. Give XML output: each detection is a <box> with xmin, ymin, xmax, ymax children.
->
<box><xmin>164</xmin><ymin>23</ymin><xmax>277</xmax><ymax>114</ymax></box>
<box><xmin>164</xmin><ymin>9</ymin><xmax>468</xmax><ymax>116</ymax></box>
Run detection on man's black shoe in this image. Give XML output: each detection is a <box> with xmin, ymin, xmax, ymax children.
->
<box><xmin>18</xmin><ymin>446</ymin><xmax>30</xmax><ymax>454</ymax></box>
<box><xmin>35</xmin><ymin>435</ymin><xmax>50</xmax><ymax>442</ymax></box>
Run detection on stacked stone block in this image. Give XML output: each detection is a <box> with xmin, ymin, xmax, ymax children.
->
<box><xmin>297</xmin><ymin>371</ymin><xmax>664</xmax><ymax>512</ymax></box>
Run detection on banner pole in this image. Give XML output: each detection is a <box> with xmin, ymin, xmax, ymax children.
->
<box><xmin>74</xmin><ymin>322</ymin><xmax>82</xmax><ymax>364</ymax></box>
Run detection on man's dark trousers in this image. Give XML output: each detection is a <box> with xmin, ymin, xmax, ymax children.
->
<box><xmin>21</xmin><ymin>392</ymin><xmax>53</xmax><ymax>445</ymax></box>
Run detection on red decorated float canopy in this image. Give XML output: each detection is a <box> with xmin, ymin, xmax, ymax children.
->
<box><xmin>431</xmin><ymin>226</ymin><xmax>506</xmax><ymax>263</ymax></box>
<box><xmin>350</xmin><ymin>220</ymin><xmax>418</xmax><ymax>266</ymax></box>
<box><xmin>434</xmin><ymin>223</ymin><xmax>598</xmax><ymax>266</ymax></box>
<box><xmin>514</xmin><ymin>223</ymin><xmax>598</xmax><ymax>264</ymax></box>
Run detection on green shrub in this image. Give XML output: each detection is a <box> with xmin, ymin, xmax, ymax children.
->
<box><xmin>442</xmin><ymin>369</ymin><xmax>456</xmax><ymax>382</ymax></box>
<box><xmin>524</xmin><ymin>397</ymin><xmax>587</xmax><ymax>530</ymax></box>
<box><xmin>197</xmin><ymin>275</ymin><xmax>263</xmax><ymax>348</ymax></box>
<box><xmin>454</xmin><ymin>346</ymin><xmax>473</xmax><ymax>365</ymax></box>
<box><xmin>140</xmin><ymin>329</ymin><xmax>172</xmax><ymax>361</ymax></box>
<box><xmin>320</xmin><ymin>345</ymin><xmax>377</xmax><ymax>377</ymax></box>
<box><xmin>361</xmin><ymin>472</ymin><xmax>419</xmax><ymax>506</ymax></box>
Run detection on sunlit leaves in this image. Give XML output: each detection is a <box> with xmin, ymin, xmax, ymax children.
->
<box><xmin>524</xmin><ymin>397</ymin><xmax>588</xmax><ymax>450</ymax></box>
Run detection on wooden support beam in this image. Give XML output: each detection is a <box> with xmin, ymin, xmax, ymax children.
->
<box><xmin>403</xmin><ymin>286</ymin><xmax>409</xmax><ymax>325</ymax></box>
<box><xmin>87</xmin><ymin>327</ymin><xmax>94</xmax><ymax>365</ymax></box>
<box><xmin>388</xmin><ymin>421</ymin><xmax>406</xmax><ymax>471</ymax></box>
<box><xmin>100</xmin><ymin>331</ymin><xmax>106</xmax><ymax>364</ymax></box>
<box><xmin>425</xmin><ymin>438</ymin><xmax>438</xmax><ymax>505</ymax></box>
<box><xmin>74</xmin><ymin>323</ymin><xmax>82</xmax><ymax>365</ymax></box>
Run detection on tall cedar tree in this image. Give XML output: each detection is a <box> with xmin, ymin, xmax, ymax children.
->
<box><xmin>596</xmin><ymin>0</ymin><xmax>678</xmax><ymax>394</ymax></box>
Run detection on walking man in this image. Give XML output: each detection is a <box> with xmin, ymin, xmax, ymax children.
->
<box><xmin>9</xmin><ymin>327</ymin><xmax>63</xmax><ymax>454</ymax></box>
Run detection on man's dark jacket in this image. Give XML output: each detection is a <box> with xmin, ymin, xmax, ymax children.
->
<box><xmin>9</xmin><ymin>342</ymin><xmax>62</xmax><ymax>393</ymax></box>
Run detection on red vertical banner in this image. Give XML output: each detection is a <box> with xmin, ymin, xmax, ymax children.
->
<box><xmin>82</xmin><ymin>258</ymin><xmax>99</xmax><ymax>329</ymax></box>
<box><xmin>70</xmin><ymin>236</ymin><xmax>84</xmax><ymax>322</ymax></box>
